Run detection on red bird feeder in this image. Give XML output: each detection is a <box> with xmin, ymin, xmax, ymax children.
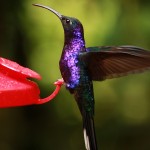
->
<box><xmin>0</xmin><ymin>57</ymin><xmax>63</xmax><ymax>108</ymax></box>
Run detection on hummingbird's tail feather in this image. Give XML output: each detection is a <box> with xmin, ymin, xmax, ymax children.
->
<box><xmin>83</xmin><ymin>112</ymin><xmax>98</xmax><ymax>150</ymax></box>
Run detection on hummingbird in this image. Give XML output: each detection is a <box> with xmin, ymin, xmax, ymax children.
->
<box><xmin>33</xmin><ymin>4</ymin><xmax>150</xmax><ymax>150</ymax></box>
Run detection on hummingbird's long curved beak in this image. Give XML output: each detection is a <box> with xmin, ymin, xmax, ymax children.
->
<box><xmin>33</xmin><ymin>4</ymin><xmax>62</xmax><ymax>19</ymax></box>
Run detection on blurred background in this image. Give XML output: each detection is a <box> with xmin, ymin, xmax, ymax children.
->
<box><xmin>0</xmin><ymin>0</ymin><xmax>150</xmax><ymax>149</ymax></box>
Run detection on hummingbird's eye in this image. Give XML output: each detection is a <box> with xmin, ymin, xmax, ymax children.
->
<box><xmin>66</xmin><ymin>19</ymin><xmax>70</xmax><ymax>24</ymax></box>
<box><xmin>62</xmin><ymin>17</ymin><xmax>72</xmax><ymax>25</ymax></box>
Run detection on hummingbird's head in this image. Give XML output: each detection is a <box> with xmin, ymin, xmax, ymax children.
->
<box><xmin>33</xmin><ymin>4</ymin><xmax>84</xmax><ymax>37</ymax></box>
<box><xmin>61</xmin><ymin>16</ymin><xmax>83</xmax><ymax>32</ymax></box>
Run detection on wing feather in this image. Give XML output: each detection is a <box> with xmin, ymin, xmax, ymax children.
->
<box><xmin>80</xmin><ymin>46</ymin><xmax>150</xmax><ymax>81</ymax></box>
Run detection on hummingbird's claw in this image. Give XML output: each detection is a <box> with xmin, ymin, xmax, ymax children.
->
<box><xmin>54</xmin><ymin>78</ymin><xmax>64</xmax><ymax>86</ymax></box>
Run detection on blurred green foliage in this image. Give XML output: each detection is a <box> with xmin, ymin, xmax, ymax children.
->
<box><xmin>0</xmin><ymin>0</ymin><xmax>150</xmax><ymax>149</ymax></box>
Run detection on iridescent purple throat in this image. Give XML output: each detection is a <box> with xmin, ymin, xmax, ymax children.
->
<box><xmin>59</xmin><ymin>28</ymin><xmax>85</xmax><ymax>89</ymax></box>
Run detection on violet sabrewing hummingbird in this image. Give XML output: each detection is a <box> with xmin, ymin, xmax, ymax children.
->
<box><xmin>33</xmin><ymin>4</ymin><xmax>150</xmax><ymax>150</ymax></box>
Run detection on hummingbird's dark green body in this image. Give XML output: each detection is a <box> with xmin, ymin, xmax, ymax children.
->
<box><xmin>34</xmin><ymin>4</ymin><xmax>150</xmax><ymax>150</ymax></box>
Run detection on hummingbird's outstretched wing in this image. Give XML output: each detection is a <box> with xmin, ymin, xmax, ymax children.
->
<box><xmin>80</xmin><ymin>46</ymin><xmax>150</xmax><ymax>81</ymax></box>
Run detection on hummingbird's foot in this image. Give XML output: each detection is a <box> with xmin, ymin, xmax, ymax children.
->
<box><xmin>54</xmin><ymin>78</ymin><xmax>64</xmax><ymax>86</ymax></box>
